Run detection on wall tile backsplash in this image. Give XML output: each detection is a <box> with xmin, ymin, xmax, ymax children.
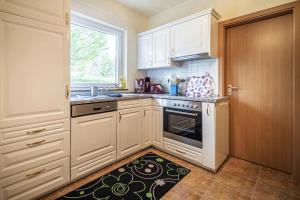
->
<box><xmin>146</xmin><ymin>59</ymin><xmax>219</xmax><ymax>96</ymax></box>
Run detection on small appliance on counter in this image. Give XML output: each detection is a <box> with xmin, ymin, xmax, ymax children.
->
<box><xmin>135</xmin><ymin>77</ymin><xmax>164</xmax><ymax>94</ymax></box>
<box><xmin>185</xmin><ymin>73</ymin><xmax>215</xmax><ymax>97</ymax></box>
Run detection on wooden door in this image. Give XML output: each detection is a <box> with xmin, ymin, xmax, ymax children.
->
<box><xmin>227</xmin><ymin>14</ymin><xmax>293</xmax><ymax>173</ymax></box>
<box><xmin>117</xmin><ymin>108</ymin><xmax>142</xmax><ymax>159</ymax></box>
<box><xmin>152</xmin><ymin>106</ymin><xmax>163</xmax><ymax>148</ymax></box>
<box><xmin>0</xmin><ymin>0</ymin><xmax>70</xmax><ymax>26</ymax></box>
<box><xmin>71</xmin><ymin>112</ymin><xmax>117</xmax><ymax>167</ymax></box>
<box><xmin>0</xmin><ymin>12</ymin><xmax>69</xmax><ymax>128</ymax></box>
<box><xmin>138</xmin><ymin>33</ymin><xmax>153</xmax><ymax>69</ymax></box>
<box><xmin>153</xmin><ymin>28</ymin><xmax>171</xmax><ymax>67</ymax></box>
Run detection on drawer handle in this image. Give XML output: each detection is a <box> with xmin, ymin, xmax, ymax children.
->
<box><xmin>26</xmin><ymin>140</ymin><xmax>46</xmax><ymax>147</ymax></box>
<box><xmin>26</xmin><ymin>168</ymin><xmax>46</xmax><ymax>178</ymax></box>
<box><xmin>175</xmin><ymin>149</ymin><xmax>186</xmax><ymax>155</ymax></box>
<box><xmin>26</xmin><ymin>129</ymin><xmax>46</xmax><ymax>135</ymax></box>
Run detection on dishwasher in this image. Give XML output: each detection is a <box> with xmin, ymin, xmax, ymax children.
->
<box><xmin>70</xmin><ymin>101</ymin><xmax>118</xmax><ymax>180</ymax></box>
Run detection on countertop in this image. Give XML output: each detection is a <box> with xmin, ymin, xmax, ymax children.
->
<box><xmin>70</xmin><ymin>93</ymin><xmax>229</xmax><ymax>105</ymax></box>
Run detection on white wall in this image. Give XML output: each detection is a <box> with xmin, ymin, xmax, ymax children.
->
<box><xmin>149</xmin><ymin>0</ymin><xmax>297</xmax><ymax>28</ymax></box>
<box><xmin>71</xmin><ymin>0</ymin><xmax>148</xmax><ymax>92</ymax></box>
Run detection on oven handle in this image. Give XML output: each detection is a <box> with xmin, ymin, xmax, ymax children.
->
<box><xmin>165</xmin><ymin>109</ymin><xmax>198</xmax><ymax>117</ymax></box>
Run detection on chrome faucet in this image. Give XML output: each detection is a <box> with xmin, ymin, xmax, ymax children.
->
<box><xmin>90</xmin><ymin>86</ymin><xmax>98</xmax><ymax>96</ymax></box>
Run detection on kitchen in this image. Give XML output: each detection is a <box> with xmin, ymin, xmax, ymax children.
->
<box><xmin>0</xmin><ymin>0</ymin><xmax>299</xmax><ymax>200</ymax></box>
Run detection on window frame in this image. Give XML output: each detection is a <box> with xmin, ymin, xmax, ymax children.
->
<box><xmin>70</xmin><ymin>12</ymin><xmax>124</xmax><ymax>90</ymax></box>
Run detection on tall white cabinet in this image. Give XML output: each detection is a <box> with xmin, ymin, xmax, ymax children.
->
<box><xmin>0</xmin><ymin>2</ymin><xmax>70</xmax><ymax>200</ymax></box>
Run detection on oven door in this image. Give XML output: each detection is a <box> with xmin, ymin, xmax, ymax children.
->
<box><xmin>163</xmin><ymin>107</ymin><xmax>202</xmax><ymax>148</ymax></box>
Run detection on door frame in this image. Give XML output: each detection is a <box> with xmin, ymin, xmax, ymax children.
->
<box><xmin>218</xmin><ymin>1</ymin><xmax>300</xmax><ymax>181</ymax></box>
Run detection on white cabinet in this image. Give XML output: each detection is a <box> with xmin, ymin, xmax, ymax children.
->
<box><xmin>0</xmin><ymin>157</ymin><xmax>70</xmax><ymax>200</ymax></box>
<box><xmin>0</xmin><ymin>2</ymin><xmax>70</xmax><ymax>198</ymax></box>
<box><xmin>0</xmin><ymin>0</ymin><xmax>70</xmax><ymax>26</ymax></box>
<box><xmin>117</xmin><ymin>108</ymin><xmax>142</xmax><ymax>159</ymax></box>
<box><xmin>137</xmin><ymin>8</ymin><xmax>220</xmax><ymax>67</ymax></box>
<box><xmin>138</xmin><ymin>33</ymin><xmax>153</xmax><ymax>69</ymax></box>
<box><xmin>0</xmin><ymin>131</ymin><xmax>70</xmax><ymax>179</ymax></box>
<box><xmin>141</xmin><ymin>106</ymin><xmax>152</xmax><ymax>148</ymax></box>
<box><xmin>202</xmin><ymin>102</ymin><xmax>229</xmax><ymax>171</ymax></box>
<box><xmin>71</xmin><ymin>112</ymin><xmax>117</xmax><ymax>169</ymax></box>
<box><xmin>152</xmin><ymin>106</ymin><xmax>163</xmax><ymax>148</ymax></box>
<box><xmin>171</xmin><ymin>15</ymin><xmax>209</xmax><ymax>58</ymax></box>
<box><xmin>0</xmin><ymin>12</ymin><xmax>70</xmax><ymax>128</ymax></box>
<box><xmin>153</xmin><ymin>28</ymin><xmax>171</xmax><ymax>67</ymax></box>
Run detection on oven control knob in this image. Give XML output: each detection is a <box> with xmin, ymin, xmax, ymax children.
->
<box><xmin>189</xmin><ymin>105</ymin><xmax>193</xmax><ymax>108</ymax></box>
<box><xmin>182</xmin><ymin>104</ymin><xmax>185</xmax><ymax>107</ymax></box>
<box><xmin>173</xmin><ymin>103</ymin><xmax>177</xmax><ymax>106</ymax></box>
<box><xmin>193</xmin><ymin>105</ymin><xmax>198</xmax><ymax>109</ymax></box>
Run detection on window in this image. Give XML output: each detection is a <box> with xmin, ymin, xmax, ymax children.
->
<box><xmin>70</xmin><ymin>13</ymin><xmax>124</xmax><ymax>88</ymax></box>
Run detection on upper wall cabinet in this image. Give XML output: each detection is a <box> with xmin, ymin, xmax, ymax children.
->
<box><xmin>138</xmin><ymin>33</ymin><xmax>153</xmax><ymax>69</ymax></box>
<box><xmin>137</xmin><ymin>8</ymin><xmax>220</xmax><ymax>69</ymax></box>
<box><xmin>153</xmin><ymin>28</ymin><xmax>171</xmax><ymax>68</ymax></box>
<box><xmin>0</xmin><ymin>0</ymin><xmax>70</xmax><ymax>26</ymax></box>
<box><xmin>0</xmin><ymin>12</ymin><xmax>70</xmax><ymax>128</ymax></box>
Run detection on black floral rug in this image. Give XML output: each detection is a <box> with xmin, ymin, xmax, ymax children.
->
<box><xmin>57</xmin><ymin>152</ymin><xmax>190</xmax><ymax>200</ymax></box>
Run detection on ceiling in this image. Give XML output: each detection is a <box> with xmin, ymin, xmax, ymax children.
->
<box><xmin>116</xmin><ymin>0</ymin><xmax>189</xmax><ymax>16</ymax></box>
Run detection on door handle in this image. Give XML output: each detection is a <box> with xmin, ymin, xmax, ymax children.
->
<box><xmin>228</xmin><ymin>84</ymin><xmax>239</xmax><ymax>95</ymax></box>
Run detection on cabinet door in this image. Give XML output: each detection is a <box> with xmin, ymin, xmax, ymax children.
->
<box><xmin>202</xmin><ymin>103</ymin><xmax>216</xmax><ymax>170</ymax></box>
<box><xmin>152</xmin><ymin>106</ymin><xmax>163</xmax><ymax>148</ymax></box>
<box><xmin>71</xmin><ymin>112</ymin><xmax>117</xmax><ymax>167</ymax></box>
<box><xmin>153</xmin><ymin>28</ymin><xmax>171</xmax><ymax>67</ymax></box>
<box><xmin>0</xmin><ymin>0</ymin><xmax>70</xmax><ymax>26</ymax></box>
<box><xmin>117</xmin><ymin>108</ymin><xmax>142</xmax><ymax>159</ymax></box>
<box><xmin>0</xmin><ymin>12</ymin><xmax>69</xmax><ymax>128</ymax></box>
<box><xmin>138</xmin><ymin>33</ymin><xmax>152</xmax><ymax>69</ymax></box>
<box><xmin>141</xmin><ymin>106</ymin><xmax>152</xmax><ymax>148</ymax></box>
<box><xmin>171</xmin><ymin>15</ymin><xmax>209</xmax><ymax>58</ymax></box>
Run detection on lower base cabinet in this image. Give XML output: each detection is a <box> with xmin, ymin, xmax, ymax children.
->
<box><xmin>152</xmin><ymin>106</ymin><xmax>163</xmax><ymax>148</ymax></box>
<box><xmin>0</xmin><ymin>157</ymin><xmax>70</xmax><ymax>200</ymax></box>
<box><xmin>71</xmin><ymin>112</ymin><xmax>117</xmax><ymax>180</ymax></box>
<box><xmin>117</xmin><ymin>108</ymin><xmax>142</xmax><ymax>159</ymax></box>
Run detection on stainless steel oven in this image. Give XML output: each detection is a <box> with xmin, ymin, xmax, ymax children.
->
<box><xmin>163</xmin><ymin>99</ymin><xmax>202</xmax><ymax>148</ymax></box>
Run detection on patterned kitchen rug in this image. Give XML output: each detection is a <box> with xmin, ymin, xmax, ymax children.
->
<box><xmin>57</xmin><ymin>152</ymin><xmax>190</xmax><ymax>200</ymax></box>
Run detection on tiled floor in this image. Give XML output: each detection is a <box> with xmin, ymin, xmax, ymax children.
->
<box><xmin>42</xmin><ymin>148</ymin><xmax>300</xmax><ymax>200</ymax></box>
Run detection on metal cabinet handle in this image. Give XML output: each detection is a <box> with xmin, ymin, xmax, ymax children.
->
<box><xmin>26</xmin><ymin>140</ymin><xmax>46</xmax><ymax>147</ymax></box>
<box><xmin>119</xmin><ymin>114</ymin><xmax>122</xmax><ymax>122</ymax></box>
<box><xmin>175</xmin><ymin>149</ymin><xmax>186</xmax><ymax>155</ymax></box>
<box><xmin>165</xmin><ymin>109</ymin><xmax>198</xmax><ymax>117</ymax></box>
<box><xmin>65</xmin><ymin>85</ymin><xmax>69</xmax><ymax>99</ymax></box>
<box><xmin>26</xmin><ymin>168</ymin><xmax>46</xmax><ymax>178</ymax></box>
<box><xmin>206</xmin><ymin>104</ymin><xmax>210</xmax><ymax>116</ymax></box>
<box><xmin>26</xmin><ymin>129</ymin><xmax>46</xmax><ymax>135</ymax></box>
<box><xmin>144</xmin><ymin>109</ymin><xmax>146</xmax><ymax>117</ymax></box>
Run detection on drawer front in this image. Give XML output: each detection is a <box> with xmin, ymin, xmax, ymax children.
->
<box><xmin>71</xmin><ymin>151</ymin><xmax>116</xmax><ymax>180</ymax></box>
<box><xmin>0</xmin><ymin>119</ymin><xmax>70</xmax><ymax>145</ymax></box>
<box><xmin>152</xmin><ymin>98</ymin><xmax>163</xmax><ymax>106</ymax></box>
<box><xmin>0</xmin><ymin>131</ymin><xmax>70</xmax><ymax>178</ymax></box>
<box><xmin>0</xmin><ymin>157</ymin><xmax>70</xmax><ymax>200</ymax></box>
<box><xmin>118</xmin><ymin>100</ymin><xmax>142</xmax><ymax>109</ymax></box>
<box><xmin>164</xmin><ymin>139</ymin><xmax>203</xmax><ymax>164</ymax></box>
<box><xmin>142</xmin><ymin>98</ymin><xmax>152</xmax><ymax>106</ymax></box>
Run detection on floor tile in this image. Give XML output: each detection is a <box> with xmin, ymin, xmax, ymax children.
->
<box><xmin>221</xmin><ymin>157</ymin><xmax>261</xmax><ymax>181</ymax></box>
<box><xmin>259</xmin><ymin>167</ymin><xmax>300</xmax><ymax>198</ymax></box>
<box><xmin>216</xmin><ymin>170</ymin><xmax>257</xmax><ymax>195</ymax></box>
<box><xmin>201</xmin><ymin>181</ymin><xmax>252</xmax><ymax>200</ymax></box>
<box><xmin>254</xmin><ymin>182</ymin><xmax>300</xmax><ymax>200</ymax></box>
